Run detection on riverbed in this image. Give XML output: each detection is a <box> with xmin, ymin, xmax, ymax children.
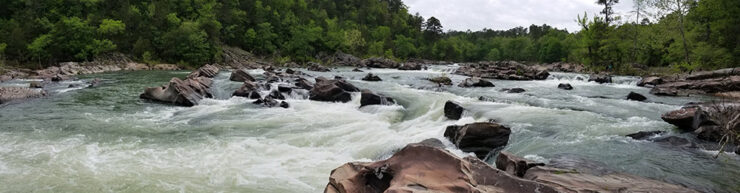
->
<box><xmin>0</xmin><ymin>65</ymin><xmax>738</xmax><ymax>192</ymax></box>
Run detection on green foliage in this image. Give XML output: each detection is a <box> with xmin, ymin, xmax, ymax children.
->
<box><xmin>97</xmin><ymin>19</ymin><xmax>125</xmax><ymax>35</ymax></box>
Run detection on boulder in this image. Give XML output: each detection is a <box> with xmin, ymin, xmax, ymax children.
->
<box><xmin>637</xmin><ymin>76</ymin><xmax>663</xmax><ymax>87</ymax></box>
<box><xmin>140</xmin><ymin>77</ymin><xmax>213</xmax><ymax>106</ymax></box>
<box><xmin>309</xmin><ymin>77</ymin><xmax>359</xmax><ymax>103</ymax></box>
<box><xmin>626</xmin><ymin>131</ymin><xmax>665</xmax><ymax>140</ymax></box>
<box><xmin>328</xmin><ymin>52</ymin><xmax>361</xmax><ymax>66</ymax></box>
<box><xmin>229</xmin><ymin>69</ymin><xmax>255</xmax><ymax>82</ymax></box>
<box><xmin>691</xmin><ymin>103</ymin><xmax>740</xmax><ymax>142</ymax></box>
<box><xmin>359</xmin><ymin>90</ymin><xmax>395</xmax><ymax>107</ymax></box>
<box><xmin>361</xmin><ymin>73</ymin><xmax>382</xmax><ymax>82</ymax></box>
<box><xmin>324</xmin><ymin>143</ymin><xmax>559</xmax><ymax>193</ymax></box>
<box><xmin>233</xmin><ymin>81</ymin><xmax>261</xmax><ymax>99</ymax></box>
<box><xmin>307</xmin><ymin>62</ymin><xmax>331</xmax><ymax>72</ymax></box>
<box><xmin>279</xmin><ymin>101</ymin><xmax>290</xmax><ymax>108</ymax></box>
<box><xmin>360</xmin><ymin>57</ymin><xmax>399</xmax><ymax>68</ymax></box>
<box><xmin>253</xmin><ymin>97</ymin><xmax>280</xmax><ymax>108</ymax></box>
<box><xmin>187</xmin><ymin>64</ymin><xmax>220</xmax><ymax>78</ymax></box>
<box><xmin>427</xmin><ymin>76</ymin><xmax>452</xmax><ymax>86</ymax></box>
<box><xmin>295</xmin><ymin>78</ymin><xmax>314</xmax><ymax>90</ymax></box>
<box><xmin>398</xmin><ymin>62</ymin><xmax>422</xmax><ymax>70</ymax></box>
<box><xmin>268</xmin><ymin>90</ymin><xmax>286</xmax><ymax>100</ymax></box>
<box><xmin>495</xmin><ymin>151</ymin><xmax>545</xmax><ymax>177</ymax></box>
<box><xmin>501</xmin><ymin>88</ymin><xmax>526</xmax><ymax>93</ymax></box>
<box><xmin>444</xmin><ymin>101</ymin><xmax>464</xmax><ymax>120</ymax></box>
<box><xmin>523</xmin><ymin>166</ymin><xmax>698</xmax><ymax>193</ymax></box>
<box><xmin>444</xmin><ymin>122</ymin><xmax>511</xmax><ymax>160</ymax></box>
<box><xmin>458</xmin><ymin>77</ymin><xmax>495</xmax><ymax>87</ymax></box>
<box><xmin>277</xmin><ymin>84</ymin><xmax>293</xmax><ymax>93</ymax></box>
<box><xmin>0</xmin><ymin>87</ymin><xmax>47</xmax><ymax>104</ymax></box>
<box><xmin>455</xmin><ymin>61</ymin><xmax>550</xmax><ymax>80</ymax></box>
<box><xmin>588</xmin><ymin>74</ymin><xmax>612</xmax><ymax>84</ymax></box>
<box><xmin>557</xmin><ymin>83</ymin><xmax>573</xmax><ymax>90</ymax></box>
<box><xmin>650</xmin><ymin>86</ymin><xmax>680</xmax><ymax>96</ymax></box>
<box><xmin>686</xmin><ymin>67</ymin><xmax>740</xmax><ymax>80</ymax></box>
<box><xmin>661</xmin><ymin>107</ymin><xmax>698</xmax><ymax>132</ymax></box>
<box><xmin>626</xmin><ymin>92</ymin><xmax>647</xmax><ymax>101</ymax></box>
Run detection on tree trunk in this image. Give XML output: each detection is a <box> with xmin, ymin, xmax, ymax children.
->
<box><xmin>632</xmin><ymin>6</ymin><xmax>640</xmax><ymax>63</ymax></box>
<box><xmin>676</xmin><ymin>0</ymin><xmax>691</xmax><ymax>65</ymax></box>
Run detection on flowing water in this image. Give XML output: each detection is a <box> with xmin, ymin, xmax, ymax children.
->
<box><xmin>0</xmin><ymin>66</ymin><xmax>738</xmax><ymax>193</ymax></box>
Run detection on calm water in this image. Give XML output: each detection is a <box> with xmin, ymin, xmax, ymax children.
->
<box><xmin>0</xmin><ymin>66</ymin><xmax>738</xmax><ymax>192</ymax></box>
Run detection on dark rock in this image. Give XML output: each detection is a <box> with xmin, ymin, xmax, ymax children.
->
<box><xmin>626</xmin><ymin>92</ymin><xmax>647</xmax><ymax>101</ymax></box>
<box><xmin>427</xmin><ymin>76</ymin><xmax>452</xmax><ymax>86</ymax></box>
<box><xmin>458</xmin><ymin>77</ymin><xmax>495</xmax><ymax>87</ymax></box>
<box><xmin>495</xmin><ymin>151</ymin><xmax>545</xmax><ymax>177</ymax></box>
<box><xmin>229</xmin><ymin>69</ymin><xmax>255</xmax><ymax>82</ymax></box>
<box><xmin>661</xmin><ymin>107</ymin><xmax>698</xmax><ymax>132</ymax></box>
<box><xmin>360</xmin><ymin>57</ymin><xmax>399</xmax><ymax>68</ymax></box>
<box><xmin>254</xmin><ymin>97</ymin><xmax>280</xmax><ymax>107</ymax></box>
<box><xmin>279</xmin><ymin>101</ymin><xmax>290</xmax><ymax>108</ymax></box>
<box><xmin>653</xmin><ymin>136</ymin><xmax>694</xmax><ymax>147</ymax></box>
<box><xmin>309</xmin><ymin>77</ymin><xmax>358</xmax><ymax>103</ymax></box>
<box><xmin>68</xmin><ymin>84</ymin><xmax>79</xmax><ymax>88</ymax></box>
<box><xmin>361</xmin><ymin>73</ymin><xmax>382</xmax><ymax>82</ymax></box>
<box><xmin>351</xmin><ymin>68</ymin><xmax>363</xmax><ymax>72</ymax></box>
<box><xmin>269</xmin><ymin>90</ymin><xmax>286</xmax><ymax>100</ymax></box>
<box><xmin>360</xmin><ymin>90</ymin><xmax>395</xmax><ymax>107</ymax></box>
<box><xmin>444</xmin><ymin>101</ymin><xmax>464</xmax><ymax>120</ymax></box>
<box><xmin>637</xmin><ymin>76</ymin><xmax>663</xmax><ymax>87</ymax></box>
<box><xmin>29</xmin><ymin>81</ymin><xmax>44</xmax><ymax>88</ymax></box>
<box><xmin>327</xmin><ymin>52</ymin><xmax>361</xmax><ymax>66</ymax></box>
<box><xmin>417</xmin><ymin>138</ymin><xmax>446</xmax><ymax>149</ymax></box>
<box><xmin>588</xmin><ymin>74</ymin><xmax>612</xmax><ymax>84</ymax></box>
<box><xmin>324</xmin><ymin>143</ymin><xmax>559</xmax><ymax>193</ymax></box>
<box><xmin>295</xmin><ymin>78</ymin><xmax>314</xmax><ymax>90</ymax></box>
<box><xmin>140</xmin><ymin>77</ymin><xmax>213</xmax><ymax>106</ymax></box>
<box><xmin>88</xmin><ymin>78</ymin><xmax>102</xmax><ymax>88</ymax></box>
<box><xmin>501</xmin><ymin>88</ymin><xmax>526</xmax><ymax>93</ymax></box>
<box><xmin>285</xmin><ymin>68</ymin><xmax>295</xmax><ymax>74</ymax></box>
<box><xmin>233</xmin><ymin>81</ymin><xmax>261</xmax><ymax>99</ymax></box>
<box><xmin>277</xmin><ymin>84</ymin><xmax>293</xmax><ymax>93</ymax></box>
<box><xmin>478</xmin><ymin>96</ymin><xmax>495</xmax><ymax>102</ymax></box>
<box><xmin>626</xmin><ymin>131</ymin><xmax>665</xmax><ymax>140</ymax></box>
<box><xmin>557</xmin><ymin>83</ymin><xmax>573</xmax><ymax>90</ymax></box>
<box><xmin>523</xmin><ymin>165</ymin><xmax>698</xmax><ymax>193</ymax></box>
<box><xmin>307</xmin><ymin>62</ymin><xmax>331</xmax><ymax>72</ymax></box>
<box><xmin>398</xmin><ymin>62</ymin><xmax>422</xmax><ymax>70</ymax></box>
<box><xmin>650</xmin><ymin>87</ymin><xmax>680</xmax><ymax>96</ymax></box>
<box><xmin>444</xmin><ymin>122</ymin><xmax>511</xmax><ymax>160</ymax></box>
<box><xmin>691</xmin><ymin>104</ymin><xmax>740</xmax><ymax>142</ymax></box>
<box><xmin>51</xmin><ymin>74</ymin><xmax>68</xmax><ymax>82</ymax></box>
<box><xmin>0</xmin><ymin>87</ymin><xmax>47</xmax><ymax>104</ymax></box>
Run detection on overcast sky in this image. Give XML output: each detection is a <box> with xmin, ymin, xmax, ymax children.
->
<box><xmin>403</xmin><ymin>0</ymin><xmax>636</xmax><ymax>32</ymax></box>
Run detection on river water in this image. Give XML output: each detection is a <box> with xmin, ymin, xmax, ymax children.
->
<box><xmin>0</xmin><ymin>66</ymin><xmax>738</xmax><ymax>193</ymax></box>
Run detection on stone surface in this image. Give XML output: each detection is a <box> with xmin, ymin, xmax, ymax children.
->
<box><xmin>140</xmin><ymin>77</ymin><xmax>213</xmax><ymax>106</ymax></box>
<box><xmin>229</xmin><ymin>69</ymin><xmax>256</xmax><ymax>82</ymax></box>
<box><xmin>495</xmin><ymin>151</ymin><xmax>545</xmax><ymax>177</ymax></box>
<box><xmin>444</xmin><ymin>101</ymin><xmax>464</xmax><ymax>120</ymax></box>
<box><xmin>661</xmin><ymin>107</ymin><xmax>698</xmax><ymax>131</ymax></box>
<box><xmin>558</xmin><ymin>83</ymin><xmax>574</xmax><ymax>90</ymax></box>
<box><xmin>455</xmin><ymin>61</ymin><xmax>549</xmax><ymax>80</ymax></box>
<box><xmin>444</xmin><ymin>122</ymin><xmax>511</xmax><ymax>160</ymax></box>
<box><xmin>626</xmin><ymin>131</ymin><xmax>665</xmax><ymax>140</ymax></box>
<box><xmin>427</xmin><ymin>76</ymin><xmax>452</xmax><ymax>86</ymax></box>
<box><xmin>627</xmin><ymin>92</ymin><xmax>647</xmax><ymax>101</ymax></box>
<box><xmin>0</xmin><ymin>87</ymin><xmax>46</xmax><ymax>104</ymax></box>
<box><xmin>359</xmin><ymin>90</ymin><xmax>395</xmax><ymax>107</ymax></box>
<box><xmin>361</xmin><ymin>73</ymin><xmax>382</xmax><ymax>82</ymax></box>
<box><xmin>458</xmin><ymin>77</ymin><xmax>495</xmax><ymax>87</ymax></box>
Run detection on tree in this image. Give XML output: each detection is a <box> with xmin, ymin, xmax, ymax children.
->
<box><xmin>653</xmin><ymin>0</ymin><xmax>694</xmax><ymax>66</ymax></box>
<box><xmin>423</xmin><ymin>17</ymin><xmax>443</xmax><ymax>41</ymax></box>
<box><xmin>597</xmin><ymin>0</ymin><xmax>621</xmax><ymax>25</ymax></box>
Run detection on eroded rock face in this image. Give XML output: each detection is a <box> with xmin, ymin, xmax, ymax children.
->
<box><xmin>444</xmin><ymin>101</ymin><xmax>464</xmax><ymax>120</ymax></box>
<box><xmin>360</xmin><ymin>90</ymin><xmax>395</xmax><ymax>107</ymax></box>
<box><xmin>455</xmin><ymin>61</ymin><xmax>550</xmax><ymax>80</ymax></box>
<box><xmin>309</xmin><ymin>77</ymin><xmax>359</xmax><ymax>103</ymax></box>
<box><xmin>229</xmin><ymin>69</ymin><xmax>256</xmax><ymax>82</ymax></box>
<box><xmin>0</xmin><ymin>87</ymin><xmax>47</xmax><ymax>104</ymax></box>
<box><xmin>324</xmin><ymin>143</ymin><xmax>559</xmax><ymax>193</ymax></box>
<box><xmin>444</xmin><ymin>122</ymin><xmax>511</xmax><ymax>160</ymax></box>
<box><xmin>459</xmin><ymin>77</ymin><xmax>495</xmax><ymax>87</ymax></box>
<box><xmin>140</xmin><ymin>77</ymin><xmax>214</xmax><ymax>106</ymax></box>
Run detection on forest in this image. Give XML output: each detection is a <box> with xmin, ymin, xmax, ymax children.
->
<box><xmin>0</xmin><ymin>0</ymin><xmax>737</xmax><ymax>73</ymax></box>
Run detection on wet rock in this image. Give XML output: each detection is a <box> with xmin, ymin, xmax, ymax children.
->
<box><xmin>269</xmin><ymin>90</ymin><xmax>286</xmax><ymax>100</ymax></box>
<box><xmin>0</xmin><ymin>87</ymin><xmax>47</xmax><ymax>104</ymax></box>
<box><xmin>653</xmin><ymin>136</ymin><xmax>694</xmax><ymax>147</ymax></box>
<box><xmin>359</xmin><ymin>90</ymin><xmax>395</xmax><ymax>107</ymax></box>
<box><xmin>557</xmin><ymin>83</ymin><xmax>573</xmax><ymax>90</ymax></box>
<box><xmin>637</xmin><ymin>76</ymin><xmax>663</xmax><ymax>87</ymax></box>
<box><xmin>88</xmin><ymin>78</ymin><xmax>102</xmax><ymax>88</ymax></box>
<box><xmin>455</xmin><ymin>61</ymin><xmax>549</xmax><ymax>80</ymax></box>
<box><xmin>324</xmin><ymin>143</ymin><xmax>559</xmax><ymax>193</ymax></box>
<box><xmin>277</xmin><ymin>84</ymin><xmax>293</xmax><ymax>93</ymax></box>
<box><xmin>307</xmin><ymin>62</ymin><xmax>331</xmax><ymax>72</ymax></box>
<box><xmin>140</xmin><ymin>77</ymin><xmax>213</xmax><ymax>106</ymax></box>
<box><xmin>661</xmin><ymin>107</ymin><xmax>698</xmax><ymax>132</ymax></box>
<box><xmin>427</xmin><ymin>76</ymin><xmax>452</xmax><ymax>86</ymax></box>
<box><xmin>444</xmin><ymin>101</ymin><xmax>464</xmax><ymax>120</ymax></box>
<box><xmin>233</xmin><ymin>81</ymin><xmax>261</xmax><ymax>99</ymax></box>
<box><xmin>187</xmin><ymin>64</ymin><xmax>220</xmax><ymax>78</ymax></box>
<box><xmin>398</xmin><ymin>62</ymin><xmax>422</xmax><ymax>70</ymax></box>
<box><xmin>361</xmin><ymin>73</ymin><xmax>382</xmax><ymax>82</ymax></box>
<box><xmin>501</xmin><ymin>88</ymin><xmax>526</xmax><ymax>93</ymax></box>
<box><xmin>523</xmin><ymin>165</ymin><xmax>698</xmax><ymax>193</ymax></box>
<box><xmin>444</xmin><ymin>122</ymin><xmax>511</xmax><ymax>160</ymax></box>
<box><xmin>417</xmin><ymin>138</ymin><xmax>446</xmax><ymax>149</ymax></box>
<box><xmin>229</xmin><ymin>69</ymin><xmax>255</xmax><ymax>82</ymax></box>
<box><xmin>285</xmin><ymin>68</ymin><xmax>296</xmax><ymax>74</ymax></box>
<box><xmin>478</xmin><ymin>96</ymin><xmax>495</xmax><ymax>102</ymax></box>
<box><xmin>0</xmin><ymin>75</ymin><xmax>11</xmax><ymax>82</ymax></box>
<box><xmin>588</xmin><ymin>74</ymin><xmax>613</xmax><ymax>84</ymax></box>
<box><xmin>648</xmin><ymin>68</ymin><xmax>740</xmax><ymax>96</ymax></box>
<box><xmin>29</xmin><ymin>81</ymin><xmax>44</xmax><ymax>88</ymax></box>
<box><xmin>458</xmin><ymin>77</ymin><xmax>494</xmax><ymax>87</ymax></box>
<box><xmin>495</xmin><ymin>151</ymin><xmax>545</xmax><ymax>177</ymax></box>
<box><xmin>253</xmin><ymin>97</ymin><xmax>280</xmax><ymax>108</ymax></box>
<box><xmin>360</xmin><ymin>57</ymin><xmax>399</xmax><ymax>69</ymax></box>
<box><xmin>279</xmin><ymin>101</ymin><xmax>290</xmax><ymax>108</ymax></box>
<box><xmin>295</xmin><ymin>78</ymin><xmax>314</xmax><ymax>90</ymax></box>
<box><xmin>626</xmin><ymin>131</ymin><xmax>665</xmax><ymax>140</ymax></box>
<box><xmin>650</xmin><ymin>86</ymin><xmax>680</xmax><ymax>96</ymax></box>
<box><xmin>626</xmin><ymin>92</ymin><xmax>647</xmax><ymax>101</ymax></box>
<box><xmin>691</xmin><ymin>104</ymin><xmax>740</xmax><ymax>142</ymax></box>
<box><xmin>124</xmin><ymin>62</ymin><xmax>150</xmax><ymax>71</ymax></box>
<box><xmin>351</xmin><ymin>68</ymin><xmax>363</xmax><ymax>72</ymax></box>
<box><xmin>51</xmin><ymin>74</ymin><xmax>69</xmax><ymax>82</ymax></box>
<box><xmin>309</xmin><ymin>77</ymin><xmax>359</xmax><ymax>103</ymax></box>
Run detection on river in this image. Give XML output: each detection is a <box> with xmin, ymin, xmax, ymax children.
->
<box><xmin>0</xmin><ymin>65</ymin><xmax>738</xmax><ymax>192</ymax></box>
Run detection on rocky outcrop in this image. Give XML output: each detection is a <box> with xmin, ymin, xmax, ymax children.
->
<box><xmin>309</xmin><ymin>77</ymin><xmax>359</xmax><ymax>103</ymax></box>
<box><xmin>0</xmin><ymin>87</ymin><xmax>46</xmax><ymax>104</ymax></box>
<box><xmin>458</xmin><ymin>77</ymin><xmax>494</xmax><ymax>87</ymax></box>
<box><xmin>361</xmin><ymin>73</ymin><xmax>381</xmax><ymax>82</ymax></box>
<box><xmin>219</xmin><ymin>46</ymin><xmax>261</xmax><ymax>69</ymax></box>
<box><xmin>626</xmin><ymin>92</ymin><xmax>647</xmax><ymax>101</ymax></box>
<box><xmin>444</xmin><ymin>122</ymin><xmax>511</xmax><ymax>159</ymax></box>
<box><xmin>649</xmin><ymin>68</ymin><xmax>740</xmax><ymax>97</ymax></box>
<box><xmin>661</xmin><ymin>107</ymin><xmax>698</xmax><ymax>131</ymax></box>
<box><xmin>444</xmin><ymin>101</ymin><xmax>464</xmax><ymax>120</ymax></box>
<box><xmin>307</xmin><ymin>62</ymin><xmax>331</xmax><ymax>72</ymax></box>
<box><xmin>661</xmin><ymin>103</ymin><xmax>740</xmax><ymax>145</ymax></box>
<box><xmin>229</xmin><ymin>69</ymin><xmax>255</xmax><ymax>82</ymax></box>
<box><xmin>398</xmin><ymin>62</ymin><xmax>422</xmax><ymax>70</ymax></box>
<box><xmin>588</xmin><ymin>74</ymin><xmax>612</xmax><ymax>84</ymax></box>
<box><xmin>187</xmin><ymin>64</ymin><xmax>220</xmax><ymax>78</ymax></box>
<box><xmin>536</xmin><ymin>62</ymin><xmax>585</xmax><ymax>73</ymax></box>
<box><xmin>359</xmin><ymin>90</ymin><xmax>395</xmax><ymax>107</ymax></box>
<box><xmin>360</xmin><ymin>57</ymin><xmax>399</xmax><ymax>69</ymax></box>
<box><xmin>637</xmin><ymin>76</ymin><xmax>663</xmax><ymax>87</ymax></box>
<box><xmin>558</xmin><ymin>83</ymin><xmax>573</xmax><ymax>90</ymax></box>
<box><xmin>324</xmin><ymin>143</ymin><xmax>559</xmax><ymax>193</ymax></box>
<box><xmin>455</xmin><ymin>61</ymin><xmax>550</xmax><ymax>80</ymax></box>
<box><xmin>139</xmin><ymin>77</ymin><xmax>213</xmax><ymax>106</ymax></box>
<box><xmin>427</xmin><ymin>76</ymin><xmax>452</xmax><ymax>86</ymax></box>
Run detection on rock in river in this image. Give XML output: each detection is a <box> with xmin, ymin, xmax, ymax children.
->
<box><xmin>140</xmin><ymin>77</ymin><xmax>214</xmax><ymax>107</ymax></box>
<box><xmin>444</xmin><ymin>101</ymin><xmax>464</xmax><ymax>120</ymax></box>
<box><xmin>427</xmin><ymin>76</ymin><xmax>452</xmax><ymax>86</ymax></box>
<box><xmin>361</xmin><ymin>73</ymin><xmax>382</xmax><ymax>82</ymax></box>
<box><xmin>444</xmin><ymin>122</ymin><xmax>511</xmax><ymax>160</ymax></box>
<box><xmin>229</xmin><ymin>69</ymin><xmax>255</xmax><ymax>82</ymax></box>
<box><xmin>309</xmin><ymin>77</ymin><xmax>359</xmax><ymax>103</ymax></box>
<box><xmin>558</xmin><ymin>83</ymin><xmax>573</xmax><ymax>90</ymax></box>
<box><xmin>588</xmin><ymin>74</ymin><xmax>612</xmax><ymax>84</ymax></box>
<box><xmin>360</xmin><ymin>90</ymin><xmax>395</xmax><ymax>107</ymax></box>
<box><xmin>626</xmin><ymin>92</ymin><xmax>647</xmax><ymax>101</ymax></box>
<box><xmin>458</xmin><ymin>77</ymin><xmax>495</xmax><ymax>87</ymax></box>
<box><xmin>0</xmin><ymin>87</ymin><xmax>46</xmax><ymax>104</ymax></box>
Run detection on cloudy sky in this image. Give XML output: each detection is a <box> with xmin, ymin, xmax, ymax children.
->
<box><xmin>403</xmin><ymin>0</ymin><xmax>636</xmax><ymax>32</ymax></box>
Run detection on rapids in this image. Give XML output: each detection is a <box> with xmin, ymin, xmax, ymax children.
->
<box><xmin>0</xmin><ymin>65</ymin><xmax>738</xmax><ymax>193</ymax></box>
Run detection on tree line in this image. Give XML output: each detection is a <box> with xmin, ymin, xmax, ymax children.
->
<box><xmin>0</xmin><ymin>0</ymin><xmax>737</xmax><ymax>72</ymax></box>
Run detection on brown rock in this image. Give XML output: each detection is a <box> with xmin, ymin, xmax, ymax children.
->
<box><xmin>427</xmin><ymin>76</ymin><xmax>452</xmax><ymax>86</ymax></box>
<box><xmin>152</xmin><ymin>64</ymin><xmax>181</xmax><ymax>70</ymax></box>
<box><xmin>140</xmin><ymin>77</ymin><xmax>213</xmax><ymax>106</ymax></box>
<box><xmin>0</xmin><ymin>87</ymin><xmax>47</xmax><ymax>104</ymax></box>
<box><xmin>523</xmin><ymin>166</ymin><xmax>698</xmax><ymax>193</ymax></box>
<box><xmin>187</xmin><ymin>64</ymin><xmax>220</xmax><ymax>78</ymax></box>
<box><xmin>455</xmin><ymin>61</ymin><xmax>549</xmax><ymax>80</ymax></box>
<box><xmin>661</xmin><ymin>107</ymin><xmax>698</xmax><ymax>131</ymax></box>
<box><xmin>229</xmin><ymin>69</ymin><xmax>256</xmax><ymax>82</ymax></box>
<box><xmin>495</xmin><ymin>151</ymin><xmax>545</xmax><ymax>177</ymax></box>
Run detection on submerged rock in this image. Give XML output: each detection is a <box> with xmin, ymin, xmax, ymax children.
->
<box><xmin>361</xmin><ymin>73</ymin><xmax>382</xmax><ymax>82</ymax></box>
<box><xmin>444</xmin><ymin>122</ymin><xmax>511</xmax><ymax>160</ymax></box>
<box><xmin>229</xmin><ymin>69</ymin><xmax>255</xmax><ymax>82</ymax></box>
<box><xmin>359</xmin><ymin>90</ymin><xmax>395</xmax><ymax>107</ymax></box>
<box><xmin>351</xmin><ymin>68</ymin><xmax>363</xmax><ymax>72</ymax></box>
<box><xmin>458</xmin><ymin>77</ymin><xmax>495</xmax><ymax>87</ymax></box>
<box><xmin>140</xmin><ymin>77</ymin><xmax>213</xmax><ymax>106</ymax></box>
<box><xmin>558</xmin><ymin>83</ymin><xmax>573</xmax><ymax>90</ymax></box>
<box><xmin>626</xmin><ymin>131</ymin><xmax>665</xmax><ymax>140</ymax></box>
<box><xmin>626</xmin><ymin>92</ymin><xmax>647</xmax><ymax>101</ymax></box>
<box><xmin>444</xmin><ymin>101</ymin><xmax>464</xmax><ymax>120</ymax></box>
<box><xmin>501</xmin><ymin>88</ymin><xmax>526</xmax><ymax>93</ymax></box>
<box><xmin>0</xmin><ymin>87</ymin><xmax>47</xmax><ymax>104</ymax></box>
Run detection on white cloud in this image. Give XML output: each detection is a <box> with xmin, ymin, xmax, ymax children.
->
<box><xmin>403</xmin><ymin>0</ymin><xmax>636</xmax><ymax>32</ymax></box>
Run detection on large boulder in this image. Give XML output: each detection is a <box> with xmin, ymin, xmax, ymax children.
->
<box><xmin>0</xmin><ymin>87</ymin><xmax>47</xmax><ymax>104</ymax></box>
<box><xmin>691</xmin><ymin>103</ymin><xmax>740</xmax><ymax>142</ymax></box>
<box><xmin>360</xmin><ymin>57</ymin><xmax>399</xmax><ymax>69</ymax></box>
<box><xmin>444</xmin><ymin>122</ymin><xmax>511</xmax><ymax>160</ymax></box>
<box><xmin>648</xmin><ymin>68</ymin><xmax>740</xmax><ymax>96</ymax></box>
<box><xmin>444</xmin><ymin>101</ymin><xmax>464</xmax><ymax>120</ymax></box>
<box><xmin>661</xmin><ymin>107</ymin><xmax>698</xmax><ymax>131</ymax></box>
<box><xmin>495</xmin><ymin>151</ymin><xmax>545</xmax><ymax>178</ymax></box>
<box><xmin>626</xmin><ymin>92</ymin><xmax>647</xmax><ymax>101</ymax></box>
<box><xmin>427</xmin><ymin>76</ymin><xmax>452</xmax><ymax>86</ymax></box>
<box><xmin>140</xmin><ymin>77</ymin><xmax>213</xmax><ymax>106</ymax></box>
<box><xmin>458</xmin><ymin>77</ymin><xmax>495</xmax><ymax>87</ymax></box>
<box><xmin>187</xmin><ymin>64</ymin><xmax>220</xmax><ymax>78</ymax></box>
<box><xmin>588</xmin><ymin>74</ymin><xmax>612</xmax><ymax>84</ymax></box>
<box><xmin>558</xmin><ymin>83</ymin><xmax>574</xmax><ymax>90</ymax></box>
<box><xmin>229</xmin><ymin>69</ymin><xmax>255</xmax><ymax>82</ymax></box>
<box><xmin>637</xmin><ymin>76</ymin><xmax>663</xmax><ymax>87</ymax></box>
<box><xmin>309</xmin><ymin>77</ymin><xmax>359</xmax><ymax>103</ymax></box>
<box><xmin>324</xmin><ymin>143</ymin><xmax>559</xmax><ymax>193</ymax></box>
<box><xmin>360</xmin><ymin>90</ymin><xmax>395</xmax><ymax>107</ymax></box>
<box><xmin>454</xmin><ymin>61</ymin><xmax>549</xmax><ymax>80</ymax></box>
